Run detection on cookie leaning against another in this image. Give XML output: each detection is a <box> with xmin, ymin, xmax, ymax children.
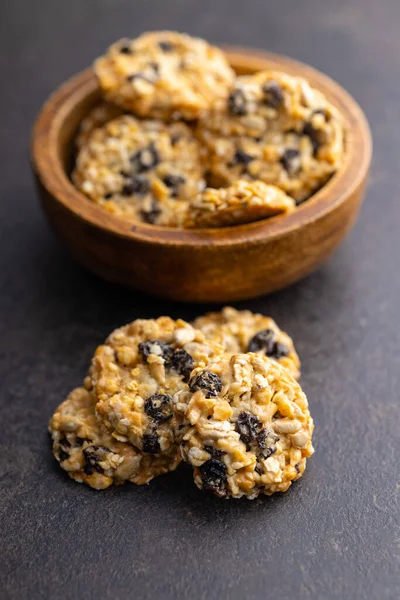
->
<box><xmin>94</xmin><ymin>31</ymin><xmax>235</xmax><ymax>120</ymax></box>
<box><xmin>89</xmin><ymin>317</ymin><xmax>225</xmax><ymax>458</ymax></box>
<box><xmin>72</xmin><ymin>114</ymin><xmax>205</xmax><ymax>225</ymax></box>
<box><xmin>49</xmin><ymin>386</ymin><xmax>181</xmax><ymax>490</ymax></box>
<box><xmin>179</xmin><ymin>353</ymin><xmax>314</xmax><ymax>499</ymax></box>
<box><xmin>185</xmin><ymin>179</ymin><xmax>295</xmax><ymax>228</ymax></box>
<box><xmin>196</xmin><ymin>70</ymin><xmax>344</xmax><ymax>203</ymax></box>
<box><xmin>193</xmin><ymin>306</ymin><xmax>300</xmax><ymax>379</ymax></box>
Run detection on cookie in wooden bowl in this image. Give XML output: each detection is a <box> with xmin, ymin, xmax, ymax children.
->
<box><xmin>31</xmin><ymin>46</ymin><xmax>372</xmax><ymax>301</ymax></box>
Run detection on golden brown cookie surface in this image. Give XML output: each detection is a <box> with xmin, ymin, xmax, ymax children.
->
<box><xmin>72</xmin><ymin>115</ymin><xmax>205</xmax><ymax>225</ymax></box>
<box><xmin>197</xmin><ymin>70</ymin><xmax>344</xmax><ymax>202</ymax></box>
<box><xmin>89</xmin><ymin>317</ymin><xmax>224</xmax><ymax>457</ymax></box>
<box><xmin>180</xmin><ymin>353</ymin><xmax>314</xmax><ymax>499</ymax></box>
<box><xmin>193</xmin><ymin>306</ymin><xmax>300</xmax><ymax>379</ymax></box>
<box><xmin>185</xmin><ymin>180</ymin><xmax>295</xmax><ymax>228</ymax></box>
<box><xmin>49</xmin><ymin>386</ymin><xmax>180</xmax><ymax>490</ymax></box>
<box><xmin>94</xmin><ymin>31</ymin><xmax>235</xmax><ymax>120</ymax></box>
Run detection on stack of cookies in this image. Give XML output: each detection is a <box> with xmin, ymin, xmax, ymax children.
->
<box><xmin>49</xmin><ymin>308</ymin><xmax>314</xmax><ymax>499</ymax></box>
<box><xmin>72</xmin><ymin>31</ymin><xmax>344</xmax><ymax>228</ymax></box>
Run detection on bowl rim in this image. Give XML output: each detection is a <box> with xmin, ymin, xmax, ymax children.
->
<box><xmin>31</xmin><ymin>45</ymin><xmax>372</xmax><ymax>248</ymax></box>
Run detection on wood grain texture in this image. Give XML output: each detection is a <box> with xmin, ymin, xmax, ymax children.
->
<box><xmin>31</xmin><ymin>50</ymin><xmax>372</xmax><ymax>302</ymax></box>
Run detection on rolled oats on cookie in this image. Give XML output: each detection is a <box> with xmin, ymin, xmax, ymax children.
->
<box><xmin>197</xmin><ymin>70</ymin><xmax>344</xmax><ymax>202</ymax></box>
<box><xmin>185</xmin><ymin>179</ymin><xmax>295</xmax><ymax>228</ymax></box>
<box><xmin>179</xmin><ymin>353</ymin><xmax>314</xmax><ymax>499</ymax></box>
<box><xmin>49</xmin><ymin>386</ymin><xmax>180</xmax><ymax>490</ymax></box>
<box><xmin>75</xmin><ymin>101</ymin><xmax>124</xmax><ymax>149</ymax></box>
<box><xmin>94</xmin><ymin>31</ymin><xmax>235</xmax><ymax>120</ymax></box>
<box><xmin>89</xmin><ymin>317</ymin><xmax>224</xmax><ymax>458</ymax></box>
<box><xmin>72</xmin><ymin>114</ymin><xmax>205</xmax><ymax>225</ymax></box>
<box><xmin>194</xmin><ymin>306</ymin><xmax>300</xmax><ymax>379</ymax></box>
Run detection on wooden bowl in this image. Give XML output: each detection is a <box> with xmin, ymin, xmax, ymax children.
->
<box><xmin>31</xmin><ymin>47</ymin><xmax>372</xmax><ymax>302</ymax></box>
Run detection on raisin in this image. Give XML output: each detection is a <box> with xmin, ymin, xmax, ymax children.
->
<box><xmin>75</xmin><ymin>437</ymin><xmax>89</xmax><ymax>447</ymax></box>
<box><xmin>171</xmin><ymin>134</ymin><xmax>181</xmax><ymax>145</ymax></box>
<box><xmin>257</xmin><ymin>429</ymin><xmax>279</xmax><ymax>452</ymax></box>
<box><xmin>189</xmin><ymin>371</ymin><xmax>222</xmax><ymax>398</ymax></box>
<box><xmin>262</xmin><ymin>81</ymin><xmax>284</xmax><ymax>108</ymax></box>
<box><xmin>144</xmin><ymin>393</ymin><xmax>173</xmax><ymax>422</ymax></box>
<box><xmin>58</xmin><ymin>448</ymin><xmax>69</xmax><ymax>462</ymax></box>
<box><xmin>236</xmin><ymin>411</ymin><xmax>261</xmax><ymax>445</ymax></box>
<box><xmin>302</xmin><ymin>122</ymin><xmax>320</xmax><ymax>154</ymax></box>
<box><xmin>131</xmin><ymin>143</ymin><xmax>160</xmax><ymax>172</ymax></box>
<box><xmin>171</xmin><ymin>349</ymin><xmax>194</xmax><ymax>382</ymax></box>
<box><xmin>230</xmin><ymin>149</ymin><xmax>255</xmax><ymax>165</ymax></box>
<box><xmin>83</xmin><ymin>446</ymin><xmax>107</xmax><ymax>475</ymax></box>
<box><xmin>199</xmin><ymin>458</ymin><xmax>227</xmax><ymax>497</ymax></box>
<box><xmin>260</xmin><ymin>446</ymin><xmax>277</xmax><ymax>459</ymax></box>
<box><xmin>272</xmin><ymin>342</ymin><xmax>290</xmax><ymax>359</ymax></box>
<box><xmin>158</xmin><ymin>40</ymin><xmax>174</xmax><ymax>52</ymax></box>
<box><xmin>122</xmin><ymin>175</ymin><xmax>150</xmax><ymax>196</ymax></box>
<box><xmin>163</xmin><ymin>174</ymin><xmax>185</xmax><ymax>187</ymax></box>
<box><xmin>119</xmin><ymin>44</ymin><xmax>133</xmax><ymax>54</ymax></box>
<box><xmin>280</xmin><ymin>148</ymin><xmax>301</xmax><ymax>175</ymax></box>
<box><xmin>148</xmin><ymin>62</ymin><xmax>159</xmax><ymax>73</ymax></box>
<box><xmin>121</xmin><ymin>183</ymin><xmax>133</xmax><ymax>196</ymax></box>
<box><xmin>247</xmin><ymin>329</ymin><xmax>290</xmax><ymax>359</ymax></box>
<box><xmin>138</xmin><ymin>340</ymin><xmax>174</xmax><ymax>367</ymax></box>
<box><xmin>141</xmin><ymin>201</ymin><xmax>161</xmax><ymax>224</ymax></box>
<box><xmin>163</xmin><ymin>174</ymin><xmax>186</xmax><ymax>197</ymax></box>
<box><xmin>142</xmin><ymin>431</ymin><xmax>160</xmax><ymax>454</ymax></box>
<box><xmin>204</xmin><ymin>446</ymin><xmax>226</xmax><ymax>458</ymax></box>
<box><xmin>237</xmin><ymin>413</ymin><xmax>278</xmax><ymax>455</ymax></box>
<box><xmin>302</xmin><ymin>110</ymin><xmax>327</xmax><ymax>156</ymax></box>
<box><xmin>228</xmin><ymin>89</ymin><xmax>247</xmax><ymax>116</ymax></box>
<box><xmin>247</xmin><ymin>329</ymin><xmax>276</xmax><ymax>354</ymax></box>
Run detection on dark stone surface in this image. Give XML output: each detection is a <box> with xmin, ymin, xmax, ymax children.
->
<box><xmin>0</xmin><ymin>1</ymin><xmax>399</xmax><ymax>598</ymax></box>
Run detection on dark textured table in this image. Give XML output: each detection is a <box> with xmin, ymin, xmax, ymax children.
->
<box><xmin>1</xmin><ymin>1</ymin><xmax>399</xmax><ymax>598</ymax></box>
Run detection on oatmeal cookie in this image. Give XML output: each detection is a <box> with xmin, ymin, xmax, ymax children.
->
<box><xmin>193</xmin><ymin>306</ymin><xmax>300</xmax><ymax>379</ymax></box>
<box><xmin>94</xmin><ymin>31</ymin><xmax>235</xmax><ymax>120</ymax></box>
<box><xmin>75</xmin><ymin>101</ymin><xmax>124</xmax><ymax>149</ymax></box>
<box><xmin>185</xmin><ymin>179</ymin><xmax>295</xmax><ymax>228</ymax></box>
<box><xmin>197</xmin><ymin>70</ymin><xmax>344</xmax><ymax>202</ymax></box>
<box><xmin>72</xmin><ymin>114</ymin><xmax>205</xmax><ymax>225</ymax></box>
<box><xmin>179</xmin><ymin>353</ymin><xmax>314</xmax><ymax>499</ymax></box>
<box><xmin>89</xmin><ymin>317</ymin><xmax>224</xmax><ymax>457</ymax></box>
<box><xmin>49</xmin><ymin>386</ymin><xmax>180</xmax><ymax>490</ymax></box>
